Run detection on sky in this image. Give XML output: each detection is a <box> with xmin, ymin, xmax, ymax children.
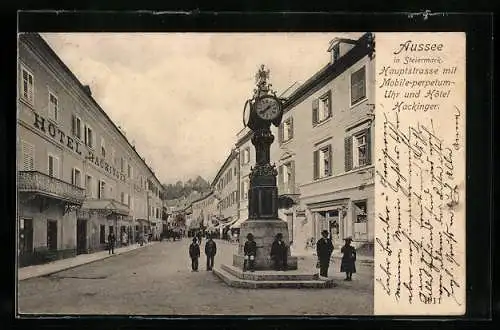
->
<box><xmin>41</xmin><ymin>33</ymin><xmax>361</xmax><ymax>184</ymax></box>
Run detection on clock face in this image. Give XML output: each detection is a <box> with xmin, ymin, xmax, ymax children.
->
<box><xmin>255</xmin><ymin>96</ymin><xmax>281</xmax><ymax>121</ymax></box>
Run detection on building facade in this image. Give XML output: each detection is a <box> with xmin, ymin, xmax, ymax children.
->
<box><xmin>17</xmin><ymin>33</ymin><xmax>165</xmax><ymax>266</ymax></box>
<box><xmin>210</xmin><ymin>149</ymin><xmax>240</xmax><ymax>232</ymax></box>
<box><xmin>234</xmin><ymin>128</ymin><xmax>253</xmax><ymax>227</ymax></box>
<box><xmin>270</xmin><ymin>32</ymin><xmax>376</xmax><ymax>256</ymax></box>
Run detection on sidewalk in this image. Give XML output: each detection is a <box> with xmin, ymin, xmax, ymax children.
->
<box><xmin>18</xmin><ymin>242</ymin><xmax>159</xmax><ymax>281</ymax></box>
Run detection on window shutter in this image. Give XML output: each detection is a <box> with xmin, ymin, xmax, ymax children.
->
<box><xmin>290</xmin><ymin>160</ymin><xmax>296</xmax><ymax>192</ymax></box>
<box><xmin>345</xmin><ymin>136</ymin><xmax>353</xmax><ymax>171</ymax></box>
<box><xmin>313</xmin><ymin>150</ymin><xmax>319</xmax><ymax>180</ymax></box>
<box><xmin>97</xmin><ymin>180</ymin><xmax>101</xmax><ymax>198</ymax></box>
<box><xmin>312</xmin><ymin>99</ymin><xmax>319</xmax><ymax>126</ymax></box>
<box><xmin>71</xmin><ymin>168</ymin><xmax>75</xmax><ymax>185</ymax></box>
<box><xmin>84</xmin><ymin>124</ymin><xmax>88</xmax><ymax>145</ymax></box>
<box><xmin>72</xmin><ymin>115</ymin><xmax>76</xmax><ymax>136</ymax></box>
<box><xmin>53</xmin><ymin>157</ymin><xmax>59</xmax><ymax>179</ymax></box>
<box><xmin>327</xmin><ymin>145</ymin><xmax>333</xmax><ymax>176</ymax></box>
<box><xmin>278</xmin><ymin>123</ymin><xmax>283</xmax><ymax>143</ymax></box>
<box><xmin>21</xmin><ymin>141</ymin><xmax>34</xmax><ymax>171</ymax></box>
<box><xmin>365</xmin><ymin>127</ymin><xmax>371</xmax><ymax>165</ymax></box>
<box><xmin>327</xmin><ymin>90</ymin><xmax>332</xmax><ymax>118</ymax></box>
<box><xmin>289</xmin><ymin>117</ymin><xmax>294</xmax><ymax>139</ymax></box>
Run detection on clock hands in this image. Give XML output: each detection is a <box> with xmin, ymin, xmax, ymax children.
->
<box><xmin>258</xmin><ymin>104</ymin><xmax>272</xmax><ymax>114</ymax></box>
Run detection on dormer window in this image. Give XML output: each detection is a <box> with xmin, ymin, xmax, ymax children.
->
<box><xmin>331</xmin><ymin>43</ymin><xmax>340</xmax><ymax>63</ymax></box>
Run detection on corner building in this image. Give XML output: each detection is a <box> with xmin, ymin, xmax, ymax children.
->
<box><xmin>270</xmin><ymin>33</ymin><xmax>376</xmax><ymax>256</ymax></box>
<box><xmin>17</xmin><ymin>33</ymin><xmax>164</xmax><ymax>266</ymax></box>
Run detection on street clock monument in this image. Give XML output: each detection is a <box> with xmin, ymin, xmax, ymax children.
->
<box><xmin>234</xmin><ymin>65</ymin><xmax>298</xmax><ymax>270</ymax></box>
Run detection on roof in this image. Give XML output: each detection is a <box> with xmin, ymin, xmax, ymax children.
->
<box><xmin>281</xmin><ymin>32</ymin><xmax>374</xmax><ymax>113</ymax></box>
<box><xmin>19</xmin><ymin>33</ymin><xmax>164</xmax><ymax>188</ymax></box>
<box><xmin>210</xmin><ymin>149</ymin><xmax>238</xmax><ymax>187</ymax></box>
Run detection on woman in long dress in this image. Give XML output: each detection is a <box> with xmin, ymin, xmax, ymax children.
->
<box><xmin>340</xmin><ymin>237</ymin><xmax>356</xmax><ymax>281</ymax></box>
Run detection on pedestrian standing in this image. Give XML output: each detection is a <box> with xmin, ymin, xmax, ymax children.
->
<box><xmin>243</xmin><ymin>233</ymin><xmax>257</xmax><ymax>272</ymax></box>
<box><xmin>340</xmin><ymin>237</ymin><xmax>356</xmax><ymax>281</ymax></box>
<box><xmin>316</xmin><ymin>230</ymin><xmax>334</xmax><ymax>279</ymax></box>
<box><xmin>204</xmin><ymin>235</ymin><xmax>217</xmax><ymax>271</ymax></box>
<box><xmin>270</xmin><ymin>233</ymin><xmax>288</xmax><ymax>271</ymax></box>
<box><xmin>189</xmin><ymin>237</ymin><xmax>200</xmax><ymax>272</ymax></box>
<box><xmin>107</xmin><ymin>231</ymin><xmax>116</xmax><ymax>254</ymax></box>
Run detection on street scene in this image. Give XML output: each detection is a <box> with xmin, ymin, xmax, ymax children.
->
<box><xmin>17</xmin><ymin>31</ymin><xmax>375</xmax><ymax>315</ymax></box>
<box><xmin>18</xmin><ymin>239</ymin><xmax>373</xmax><ymax>315</ymax></box>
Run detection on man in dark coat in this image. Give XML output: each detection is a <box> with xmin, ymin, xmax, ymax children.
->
<box><xmin>316</xmin><ymin>230</ymin><xmax>334</xmax><ymax>278</ymax></box>
<box><xmin>189</xmin><ymin>237</ymin><xmax>200</xmax><ymax>272</ymax></box>
<box><xmin>107</xmin><ymin>231</ymin><xmax>116</xmax><ymax>254</ymax></box>
<box><xmin>341</xmin><ymin>237</ymin><xmax>356</xmax><ymax>281</ymax></box>
<box><xmin>243</xmin><ymin>233</ymin><xmax>257</xmax><ymax>272</ymax></box>
<box><xmin>204</xmin><ymin>235</ymin><xmax>217</xmax><ymax>271</ymax></box>
<box><xmin>270</xmin><ymin>233</ymin><xmax>288</xmax><ymax>271</ymax></box>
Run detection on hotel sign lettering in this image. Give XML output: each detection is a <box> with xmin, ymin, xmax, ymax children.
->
<box><xmin>32</xmin><ymin>112</ymin><xmax>126</xmax><ymax>182</ymax></box>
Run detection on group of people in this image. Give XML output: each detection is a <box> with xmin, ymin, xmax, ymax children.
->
<box><xmin>316</xmin><ymin>230</ymin><xmax>357</xmax><ymax>280</ymax></box>
<box><xmin>188</xmin><ymin>234</ymin><xmax>217</xmax><ymax>271</ymax></box>
<box><xmin>187</xmin><ymin>229</ymin><xmax>357</xmax><ymax>280</ymax></box>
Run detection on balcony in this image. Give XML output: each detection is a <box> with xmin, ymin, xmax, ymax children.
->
<box><xmin>79</xmin><ymin>199</ymin><xmax>130</xmax><ymax>218</ymax></box>
<box><xmin>277</xmin><ymin>183</ymin><xmax>300</xmax><ymax>209</ymax></box>
<box><xmin>18</xmin><ymin>171</ymin><xmax>85</xmax><ymax>205</ymax></box>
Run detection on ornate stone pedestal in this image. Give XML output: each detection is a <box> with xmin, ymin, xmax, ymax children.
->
<box><xmin>232</xmin><ymin>219</ymin><xmax>297</xmax><ymax>270</ymax></box>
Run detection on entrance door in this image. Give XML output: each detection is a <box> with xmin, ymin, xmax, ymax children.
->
<box><xmin>327</xmin><ymin>210</ymin><xmax>340</xmax><ymax>241</ymax></box>
<box><xmin>47</xmin><ymin>220</ymin><xmax>58</xmax><ymax>251</ymax></box>
<box><xmin>76</xmin><ymin>219</ymin><xmax>87</xmax><ymax>254</ymax></box>
<box><xmin>19</xmin><ymin>218</ymin><xmax>33</xmax><ymax>255</ymax></box>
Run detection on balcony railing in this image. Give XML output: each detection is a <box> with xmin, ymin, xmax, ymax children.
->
<box><xmin>18</xmin><ymin>171</ymin><xmax>85</xmax><ymax>205</ymax></box>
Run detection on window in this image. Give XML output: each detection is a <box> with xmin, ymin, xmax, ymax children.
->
<box><xmin>72</xmin><ymin>115</ymin><xmax>82</xmax><ymax>140</ymax></box>
<box><xmin>312</xmin><ymin>91</ymin><xmax>332</xmax><ymax>126</ymax></box>
<box><xmin>128</xmin><ymin>194</ymin><xmax>131</xmax><ymax>207</ymax></box>
<box><xmin>279</xmin><ymin>117</ymin><xmax>294</xmax><ymax>143</ymax></box>
<box><xmin>313</xmin><ymin>145</ymin><xmax>332</xmax><ymax>179</ymax></box>
<box><xmin>242</xmin><ymin>148</ymin><xmax>250</xmax><ymax>165</ymax></box>
<box><xmin>98</xmin><ymin>180</ymin><xmax>106</xmax><ymax>199</ymax></box>
<box><xmin>48</xmin><ymin>154</ymin><xmax>59</xmax><ymax>178</ymax></box>
<box><xmin>84</xmin><ymin>124</ymin><xmax>94</xmax><ymax>148</ymax></box>
<box><xmin>121</xmin><ymin>192</ymin><xmax>125</xmax><ymax>204</ymax></box>
<box><xmin>279</xmin><ymin>161</ymin><xmax>295</xmax><ymax>193</ymax></box>
<box><xmin>121</xmin><ymin>157</ymin><xmax>125</xmax><ymax>172</ymax></box>
<box><xmin>111</xmin><ymin>148</ymin><xmax>116</xmax><ymax>166</ymax></box>
<box><xmin>48</xmin><ymin>92</ymin><xmax>59</xmax><ymax>122</ymax></box>
<box><xmin>21</xmin><ymin>141</ymin><xmax>35</xmax><ymax>171</ymax></box>
<box><xmin>353</xmin><ymin>200</ymin><xmax>368</xmax><ymax>240</ymax></box>
<box><xmin>72</xmin><ymin>168</ymin><xmax>82</xmax><ymax>187</ymax></box>
<box><xmin>101</xmin><ymin>137</ymin><xmax>106</xmax><ymax>158</ymax></box>
<box><xmin>21</xmin><ymin>66</ymin><xmax>34</xmax><ymax>105</ymax></box>
<box><xmin>351</xmin><ymin>66</ymin><xmax>366</xmax><ymax>106</ymax></box>
<box><xmin>241</xmin><ymin>179</ymin><xmax>249</xmax><ymax>200</ymax></box>
<box><xmin>128</xmin><ymin>164</ymin><xmax>131</xmax><ymax>178</ymax></box>
<box><xmin>345</xmin><ymin>128</ymin><xmax>371</xmax><ymax>171</ymax></box>
<box><xmin>234</xmin><ymin>167</ymin><xmax>237</xmax><ymax>176</ymax></box>
<box><xmin>85</xmin><ymin>174</ymin><xmax>93</xmax><ymax>197</ymax></box>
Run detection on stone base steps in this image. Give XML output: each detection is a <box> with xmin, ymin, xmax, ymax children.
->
<box><xmin>213</xmin><ymin>264</ymin><xmax>336</xmax><ymax>289</ymax></box>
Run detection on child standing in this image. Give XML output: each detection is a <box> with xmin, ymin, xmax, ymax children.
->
<box><xmin>243</xmin><ymin>233</ymin><xmax>257</xmax><ymax>272</ymax></box>
<box><xmin>340</xmin><ymin>237</ymin><xmax>356</xmax><ymax>281</ymax></box>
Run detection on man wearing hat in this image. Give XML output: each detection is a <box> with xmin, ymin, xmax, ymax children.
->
<box><xmin>270</xmin><ymin>233</ymin><xmax>288</xmax><ymax>271</ymax></box>
<box><xmin>340</xmin><ymin>237</ymin><xmax>356</xmax><ymax>281</ymax></box>
<box><xmin>189</xmin><ymin>237</ymin><xmax>200</xmax><ymax>272</ymax></box>
<box><xmin>316</xmin><ymin>230</ymin><xmax>334</xmax><ymax>279</ymax></box>
<box><xmin>243</xmin><ymin>233</ymin><xmax>257</xmax><ymax>272</ymax></box>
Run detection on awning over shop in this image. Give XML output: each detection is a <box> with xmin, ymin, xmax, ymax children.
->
<box><xmin>80</xmin><ymin>199</ymin><xmax>130</xmax><ymax>216</ymax></box>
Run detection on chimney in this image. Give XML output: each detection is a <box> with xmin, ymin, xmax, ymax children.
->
<box><xmin>83</xmin><ymin>85</ymin><xmax>92</xmax><ymax>96</ymax></box>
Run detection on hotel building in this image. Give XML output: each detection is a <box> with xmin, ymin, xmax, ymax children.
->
<box><xmin>17</xmin><ymin>33</ymin><xmax>165</xmax><ymax>266</ymax></box>
<box><xmin>270</xmin><ymin>32</ymin><xmax>376</xmax><ymax>255</ymax></box>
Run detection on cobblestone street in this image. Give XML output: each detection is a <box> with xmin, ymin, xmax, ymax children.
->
<box><xmin>18</xmin><ymin>239</ymin><xmax>373</xmax><ymax>315</ymax></box>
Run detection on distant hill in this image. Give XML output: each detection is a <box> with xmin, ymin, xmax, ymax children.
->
<box><xmin>162</xmin><ymin>175</ymin><xmax>211</xmax><ymax>200</ymax></box>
